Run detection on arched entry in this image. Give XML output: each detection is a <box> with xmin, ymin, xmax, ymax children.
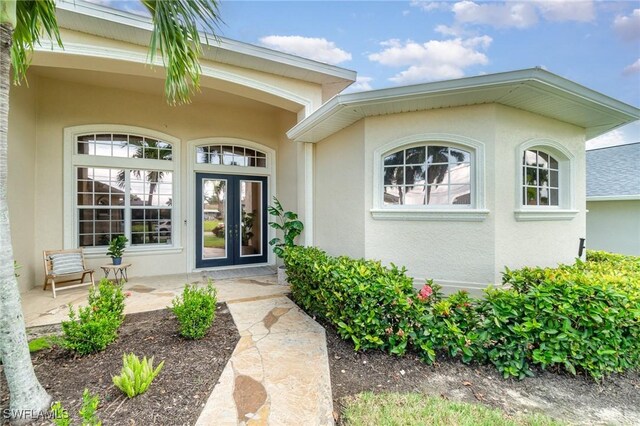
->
<box><xmin>188</xmin><ymin>138</ymin><xmax>276</xmax><ymax>269</ymax></box>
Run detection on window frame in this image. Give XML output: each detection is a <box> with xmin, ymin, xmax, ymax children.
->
<box><xmin>514</xmin><ymin>139</ymin><xmax>578</xmax><ymax>221</ymax></box>
<box><xmin>371</xmin><ymin>133</ymin><xmax>488</xmax><ymax>221</ymax></box>
<box><xmin>64</xmin><ymin>125</ymin><xmax>182</xmax><ymax>255</ymax></box>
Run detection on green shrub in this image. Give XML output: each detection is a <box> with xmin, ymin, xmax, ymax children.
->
<box><xmin>112</xmin><ymin>353</ymin><xmax>164</xmax><ymax>398</ymax></box>
<box><xmin>28</xmin><ymin>335</ymin><xmax>61</xmax><ymax>353</ymax></box>
<box><xmin>62</xmin><ymin>279</ymin><xmax>125</xmax><ymax>355</ymax></box>
<box><xmin>171</xmin><ymin>282</ymin><xmax>217</xmax><ymax>339</ymax></box>
<box><xmin>51</xmin><ymin>389</ymin><xmax>102</xmax><ymax>426</ymax></box>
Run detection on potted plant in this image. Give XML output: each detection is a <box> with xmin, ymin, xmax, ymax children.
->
<box><xmin>107</xmin><ymin>235</ymin><xmax>128</xmax><ymax>265</ymax></box>
<box><xmin>241</xmin><ymin>211</ymin><xmax>256</xmax><ymax>255</ymax></box>
<box><xmin>267</xmin><ymin>197</ymin><xmax>303</xmax><ymax>285</ymax></box>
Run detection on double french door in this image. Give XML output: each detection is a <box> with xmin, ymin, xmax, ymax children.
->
<box><xmin>196</xmin><ymin>173</ymin><xmax>268</xmax><ymax>268</ymax></box>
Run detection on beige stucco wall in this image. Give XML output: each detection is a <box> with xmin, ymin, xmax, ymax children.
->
<box><xmin>493</xmin><ymin>105</ymin><xmax>586</xmax><ymax>279</ymax></box>
<box><xmin>311</xmin><ymin>103</ymin><xmax>588</xmax><ymax>290</ymax></box>
<box><xmin>8</xmin><ymin>79</ymin><xmax>38</xmax><ymax>293</ymax></box>
<box><xmin>363</xmin><ymin>105</ymin><xmax>497</xmax><ymax>288</ymax></box>
<box><xmin>8</xmin><ymin>71</ymin><xmax>299</xmax><ymax>290</ymax></box>
<box><xmin>314</xmin><ymin>121</ymin><xmax>366</xmax><ymax>258</ymax></box>
<box><xmin>586</xmin><ymin>200</ymin><xmax>640</xmax><ymax>255</ymax></box>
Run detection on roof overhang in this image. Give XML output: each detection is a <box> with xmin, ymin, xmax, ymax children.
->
<box><xmin>287</xmin><ymin>68</ymin><xmax>640</xmax><ymax>143</ymax></box>
<box><xmin>54</xmin><ymin>0</ymin><xmax>356</xmax><ymax>93</ymax></box>
<box><xmin>587</xmin><ymin>195</ymin><xmax>640</xmax><ymax>202</ymax></box>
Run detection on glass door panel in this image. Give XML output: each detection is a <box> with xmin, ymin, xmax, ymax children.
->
<box><xmin>240</xmin><ymin>180</ymin><xmax>263</xmax><ymax>258</ymax></box>
<box><xmin>202</xmin><ymin>179</ymin><xmax>227</xmax><ymax>260</ymax></box>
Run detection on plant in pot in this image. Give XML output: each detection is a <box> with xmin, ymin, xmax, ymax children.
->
<box><xmin>107</xmin><ymin>235</ymin><xmax>128</xmax><ymax>265</ymax></box>
<box><xmin>267</xmin><ymin>197</ymin><xmax>303</xmax><ymax>285</ymax></box>
<box><xmin>241</xmin><ymin>211</ymin><xmax>256</xmax><ymax>255</ymax></box>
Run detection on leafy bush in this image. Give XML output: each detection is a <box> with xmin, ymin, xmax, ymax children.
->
<box><xmin>112</xmin><ymin>353</ymin><xmax>164</xmax><ymax>398</ymax></box>
<box><xmin>62</xmin><ymin>279</ymin><xmax>125</xmax><ymax>355</ymax></box>
<box><xmin>28</xmin><ymin>335</ymin><xmax>61</xmax><ymax>353</ymax></box>
<box><xmin>171</xmin><ymin>282</ymin><xmax>217</xmax><ymax>339</ymax></box>
<box><xmin>285</xmin><ymin>246</ymin><xmax>640</xmax><ymax>381</ymax></box>
<box><xmin>51</xmin><ymin>389</ymin><xmax>102</xmax><ymax>426</ymax></box>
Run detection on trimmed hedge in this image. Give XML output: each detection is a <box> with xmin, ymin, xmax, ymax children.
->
<box><xmin>284</xmin><ymin>246</ymin><xmax>640</xmax><ymax>380</ymax></box>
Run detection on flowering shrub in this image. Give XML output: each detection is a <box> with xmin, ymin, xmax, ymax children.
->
<box><xmin>285</xmin><ymin>246</ymin><xmax>640</xmax><ymax>380</ymax></box>
<box><xmin>62</xmin><ymin>279</ymin><xmax>126</xmax><ymax>355</ymax></box>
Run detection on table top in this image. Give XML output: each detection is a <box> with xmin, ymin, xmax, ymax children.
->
<box><xmin>100</xmin><ymin>263</ymin><xmax>132</xmax><ymax>270</ymax></box>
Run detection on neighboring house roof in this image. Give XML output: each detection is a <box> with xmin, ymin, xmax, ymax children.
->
<box><xmin>55</xmin><ymin>0</ymin><xmax>356</xmax><ymax>94</ymax></box>
<box><xmin>287</xmin><ymin>68</ymin><xmax>640</xmax><ymax>143</ymax></box>
<box><xmin>587</xmin><ymin>142</ymin><xmax>640</xmax><ymax>200</ymax></box>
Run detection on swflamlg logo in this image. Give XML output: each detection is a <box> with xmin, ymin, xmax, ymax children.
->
<box><xmin>1</xmin><ymin>408</ymin><xmax>58</xmax><ymax>420</ymax></box>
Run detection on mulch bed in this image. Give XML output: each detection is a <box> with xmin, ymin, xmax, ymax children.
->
<box><xmin>1</xmin><ymin>304</ymin><xmax>239</xmax><ymax>426</ymax></box>
<box><xmin>318</xmin><ymin>318</ymin><xmax>640</xmax><ymax>425</ymax></box>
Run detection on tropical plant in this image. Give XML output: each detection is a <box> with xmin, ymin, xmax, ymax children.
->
<box><xmin>0</xmin><ymin>1</ymin><xmax>221</xmax><ymax>417</ymax></box>
<box><xmin>51</xmin><ymin>389</ymin><xmax>102</xmax><ymax>426</ymax></box>
<box><xmin>267</xmin><ymin>197</ymin><xmax>304</xmax><ymax>258</ymax></box>
<box><xmin>107</xmin><ymin>235</ymin><xmax>128</xmax><ymax>260</ymax></box>
<box><xmin>241</xmin><ymin>210</ymin><xmax>255</xmax><ymax>246</ymax></box>
<box><xmin>112</xmin><ymin>353</ymin><xmax>165</xmax><ymax>398</ymax></box>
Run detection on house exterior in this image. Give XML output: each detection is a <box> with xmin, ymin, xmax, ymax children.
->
<box><xmin>586</xmin><ymin>143</ymin><xmax>640</xmax><ymax>256</ymax></box>
<box><xmin>8</xmin><ymin>1</ymin><xmax>640</xmax><ymax>294</ymax></box>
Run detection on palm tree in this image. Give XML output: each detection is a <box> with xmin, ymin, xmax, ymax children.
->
<box><xmin>0</xmin><ymin>0</ymin><xmax>222</xmax><ymax>419</ymax></box>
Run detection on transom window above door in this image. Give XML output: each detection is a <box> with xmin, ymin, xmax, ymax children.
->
<box><xmin>383</xmin><ymin>145</ymin><xmax>472</xmax><ymax>206</ymax></box>
<box><xmin>196</xmin><ymin>145</ymin><xmax>266</xmax><ymax>167</ymax></box>
<box><xmin>77</xmin><ymin>133</ymin><xmax>173</xmax><ymax>160</ymax></box>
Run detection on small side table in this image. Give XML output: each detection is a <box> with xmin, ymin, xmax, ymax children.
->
<box><xmin>100</xmin><ymin>263</ymin><xmax>131</xmax><ymax>285</ymax></box>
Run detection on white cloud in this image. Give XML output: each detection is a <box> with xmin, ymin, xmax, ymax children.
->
<box><xmin>451</xmin><ymin>1</ymin><xmax>539</xmax><ymax>28</ymax></box>
<box><xmin>613</xmin><ymin>9</ymin><xmax>640</xmax><ymax>42</ymax></box>
<box><xmin>259</xmin><ymin>36</ymin><xmax>351</xmax><ymax>65</ymax></box>
<box><xmin>410</xmin><ymin>1</ymin><xmax>451</xmax><ymax>12</ymax></box>
<box><xmin>536</xmin><ymin>1</ymin><xmax>595</xmax><ymax>23</ymax></box>
<box><xmin>369</xmin><ymin>36</ymin><xmax>492</xmax><ymax>85</ymax></box>
<box><xmin>623</xmin><ymin>58</ymin><xmax>640</xmax><ymax>76</ymax></box>
<box><xmin>587</xmin><ymin>122</ymin><xmax>640</xmax><ymax>150</ymax></box>
<box><xmin>434</xmin><ymin>24</ymin><xmax>464</xmax><ymax>37</ymax></box>
<box><xmin>344</xmin><ymin>76</ymin><xmax>374</xmax><ymax>93</ymax></box>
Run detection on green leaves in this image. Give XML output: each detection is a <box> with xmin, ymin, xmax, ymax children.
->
<box><xmin>141</xmin><ymin>0</ymin><xmax>222</xmax><ymax>105</ymax></box>
<box><xmin>170</xmin><ymin>281</ymin><xmax>217</xmax><ymax>339</ymax></box>
<box><xmin>267</xmin><ymin>197</ymin><xmax>304</xmax><ymax>259</ymax></box>
<box><xmin>10</xmin><ymin>0</ymin><xmax>63</xmax><ymax>85</ymax></box>
<box><xmin>112</xmin><ymin>353</ymin><xmax>164</xmax><ymax>398</ymax></box>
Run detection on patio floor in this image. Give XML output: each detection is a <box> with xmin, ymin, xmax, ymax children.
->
<box><xmin>20</xmin><ymin>272</ymin><xmax>334</xmax><ymax>425</ymax></box>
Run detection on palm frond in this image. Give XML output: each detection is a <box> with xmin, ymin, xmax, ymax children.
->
<box><xmin>11</xmin><ymin>0</ymin><xmax>62</xmax><ymax>85</ymax></box>
<box><xmin>141</xmin><ymin>0</ymin><xmax>222</xmax><ymax>105</ymax></box>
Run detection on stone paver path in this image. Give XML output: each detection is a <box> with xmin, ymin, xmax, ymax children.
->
<box><xmin>196</xmin><ymin>295</ymin><xmax>334</xmax><ymax>426</ymax></box>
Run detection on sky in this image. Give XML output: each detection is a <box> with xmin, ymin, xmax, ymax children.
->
<box><xmin>88</xmin><ymin>0</ymin><xmax>640</xmax><ymax>149</ymax></box>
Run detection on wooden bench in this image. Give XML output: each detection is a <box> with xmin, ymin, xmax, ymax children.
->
<box><xmin>43</xmin><ymin>249</ymin><xmax>95</xmax><ymax>298</ymax></box>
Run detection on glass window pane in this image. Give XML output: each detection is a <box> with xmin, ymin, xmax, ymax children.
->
<box><xmin>383</xmin><ymin>186</ymin><xmax>402</xmax><ymax>205</ymax></box>
<box><xmin>426</xmin><ymin>185</ymin><xmax>449</xmax><ymax>205</ymax></box>
<box><xmin>550</xmin><ymin>189</ymin><xmax>559</xmax><ymax>206</ymax></box>
<box><xmin>523</xmin><ymin>150</ymin><xmax>537</xmax><ymax>166</ymax></box>
<box><xmin>404</xmin><ymin>185</ymin><xmax>425</xmax><ymax>205</ymax></box>
<box><xmin>384</xmin><ymin>151</ymin><xmax>404</xmax><ymax>166</ymax></box>
<box><xmin>256</xmin><ymin>158</ymin><xmax>266</xmax><ymax>168</ymax></box>
<box><xmin>405</xmin><ymin>147</ymin><xmax>425</xmax><ymax>165</ymax></box>
<box><xmin>202</xmin><ymin>179</ymin><xmax>227</xmax><ymax>258</ymax></box>
<box><xmin>405</xmin><ymin>165</ymin><xmax>425</xmax><ymax>185</ymax></box>
<box><xmin>525</xmin><ymin>187</ymin><xmax>538</xmax><ymax>205</ymax></box>
<box><xmin>384</xmin><ymin>166</ymin><xmax>404</xmax><ymax>185</ymax></box>
<box><xmin>550</xmin><ymin>170</ymin><xmax>559</xmax><ymax>188</ymax></box>
<box><xmin>537</xmin><ymin>151</ymin><xmax>549</xmax><ymax>168</ymax></box>
<box><xmin>427</xmin><ymin>146</ymin><xmax>449</xmax><ymax>164</ymax></box>
<box><xmin>240</xmin><ymin>180</ymin><xmax>263</xmax><ymax>257</ymax></box>
<box><xmin>525</xmin><ymin>167</ymin><xmax>537</xmax><ymax>185</ymax></box>
<box><xmin>539</xmin><ymin>186</ymin><xmax>550</xmax><ymax>205</ymax></box>
<box><xmin>449</xmin><ymin>149</ymin><xmax>471</xmax><ymax>164</ymax></box>
<box><xmin>450</xmin><ymin>185</ymin><xmax>471</xmax><ymax>205</ymax></box>
<box><xmin>256</xmin><ymin>151</ymin><xmax>266</xmax><ymax>159</ymax></box>
<box><xmin>538</xmin><ymin>169</ymin><xmax>549</xmax><ymax>186</ymax></box>
<box><xmin>449</xmin><ymin>163</ymin><xmax>470</xmax><ymax>185</ymax></box>
<box><xmin>427</xmin><ymin>164</ymin><xmax>450</xmax><ymax>185</ymax></box>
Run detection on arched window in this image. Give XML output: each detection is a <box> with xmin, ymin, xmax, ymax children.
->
<box><xmin>383</xmin><ymin>145</ymin><xmax>472</xmax><ymax>206</ymax></box>
<box><xmin>65</xmin><ymin>126</ymin><xmax>180</xmax><ymax>251</ymax></box>
<box><xmin>522</xmin><ymin>149</ymin><xmax>559</xmax><ymax>206</ymax></box>
<box><xmin>196</xmin><ymin>145</ymin><xmax>266</xmax><ymax>167</ymax></box>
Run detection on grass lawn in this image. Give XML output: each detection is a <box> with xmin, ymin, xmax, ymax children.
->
<box><xmin>204</xmin><ymin>220</ymin><xmax>220</xmax><ymax>232</ymax></box>
<box><xmin>204</xmin><ymin>234</ymin><xmax>225</xmax><ymax>248</ymax></box>
<box><xmin>341</xmin><ymin>392</ymin><xmax>563</xmax><ymax>426</ymax></box>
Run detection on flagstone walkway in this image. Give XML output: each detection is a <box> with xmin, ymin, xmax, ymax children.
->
<box><xmin>21</xmin><ymin>273</ymin><xmax>335</xmax><ymax>425</ymax></box>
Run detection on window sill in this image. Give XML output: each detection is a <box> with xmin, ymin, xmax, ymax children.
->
<box><xmin>84</xmin><ymin>246</ymin><xmax>184</xmax><ymax>258</ymax></box>
<box><xmin>370</xmin><ymin>208</ymin><xmax>490</xmax><ymax>222</ymax></box>
<box><xmin>514</xmin><ymin>209</ymin><xmax>578</xmax><ymax>221</ymax></box>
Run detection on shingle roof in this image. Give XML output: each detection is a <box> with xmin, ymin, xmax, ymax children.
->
<box><xmin>586</xmin><ymin>143</ymin><xmax>640</xmax><ymax>198</ymax></box>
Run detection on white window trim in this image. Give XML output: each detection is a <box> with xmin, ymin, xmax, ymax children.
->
<box><xmin>63</xmin><ymin>124</ymin><xmax>182</xmax><ymax>253</ymax></box>
<box><xmin>514</xmin><ymin>138</ymin><xmax>577</xmax><ymax>222</ymax></box>
<box><xmin>371</xmin><ymin>133</ymin><xmax>488</xmax><ymax>221</ymax></box>
<box><xmin>186</xmin><ymin>137</ymin><xmax>277</xmax><ymax>270</ymax></box>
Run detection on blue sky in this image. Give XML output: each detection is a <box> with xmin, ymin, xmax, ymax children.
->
<box><xmin>90</xmin><ymin>1</ymin><xmax>639</xmax><ymax>148</ymax></box>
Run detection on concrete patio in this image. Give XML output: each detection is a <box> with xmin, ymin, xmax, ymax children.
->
<box><xmin>20</xmin><ymin>272</ymin><xmax>334</xmax><ymax>425</ymax></box>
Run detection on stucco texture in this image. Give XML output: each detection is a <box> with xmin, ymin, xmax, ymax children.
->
<box><xmin>586</xmin><ymin>200</ymin><xmax>640</xmax><ymax>255</ymax></box>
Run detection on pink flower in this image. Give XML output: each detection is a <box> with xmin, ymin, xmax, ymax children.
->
<box><xmin>417</xmin><ymin>284</ymin><xmax>433</xmax><ymax>301</ymax></box>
